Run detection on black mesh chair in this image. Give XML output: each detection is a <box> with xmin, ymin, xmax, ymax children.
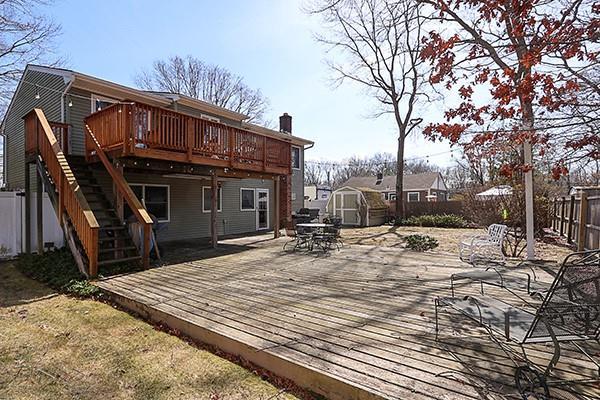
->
<box><xmin>435</xmin><ymin>249</ymin><xmax>600</xmax><ymax>398</ymax></box>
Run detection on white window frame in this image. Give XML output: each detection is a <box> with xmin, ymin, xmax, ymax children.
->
<box><xmin>389</xmin><ymin>193</ymin><xmax>397</xmax><ymax>201</ymax></box>
<box><xmin>407</xmin><ymin>192</ymin><xmax>420</xmax><ymax>203</ymax></box>
<box><xmin>91</xmin><ymin>94</ymin><xmax>118</xmax><ymax>113</ymax></box>
<box><xmin>240</xmin><ymin>188</ymin><xmax>256</xmax><ymax>211</ymax></box>
<box><xmin>202</xmin><ymin>186</ymin><xmax>223</xmax><ymax>213</ymax></box>
<box><xmin>129</xmin><ymin>183</ymin><xmax>170</xmax><ymax>222</ymax></box>
<box><xmin>291</xmin><ymin>146</ymin><xmax>301</xmax><ymax>170</ymax></box>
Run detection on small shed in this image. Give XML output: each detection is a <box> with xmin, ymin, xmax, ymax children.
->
<box><xmin>325</xmin><ymin>186</ymin><xmax>388</xmax><ymax>226</ymax></box>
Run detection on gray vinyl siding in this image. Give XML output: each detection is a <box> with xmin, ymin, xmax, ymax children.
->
<box><xmin>291</xmin><ymin>147</ymin><xmax>304</xmax><ymax>212</ymax></box>
<box><xmin>66</xmin><ymin>87</ymin><xmax>93</xmax><ymax>156</ymax></box>
<box><xmin>93</xmin><ymin>169</ymin><xmax>274</xmax><ymax>243</ymax></box>
<box><xmin>3</xmin><ymin>69</ymin><xmax>66</xmax><ymax>189</ymax></box>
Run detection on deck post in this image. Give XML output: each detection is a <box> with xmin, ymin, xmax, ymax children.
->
<box><xmin>211</xmin><ymin>171</ymin><xmax>218</xmax><ymax>248</ymax></box>
<box><xmin>274</xmin><ymin>176</ymin><xmax>281</xmax><ymax>238</ymax></box>
<box><xmin>24</xmin><ymin>162</ymin><xmax>31</xmax><ymax>254</ymax></box>
<box><xmin>36</xmin><ymin>170</ymin><xmax>44</xmax><ymax>254</ymax></box>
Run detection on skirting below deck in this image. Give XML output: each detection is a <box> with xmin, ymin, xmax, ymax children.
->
<box><xmin>94</xmin><ymin>239</ymin><xmax>599</xmax><ymax>400</ymax></box>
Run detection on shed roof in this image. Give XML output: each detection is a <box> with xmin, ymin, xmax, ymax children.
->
<box><xmin>342</xmin><ymin>173</ymin><xmax>442</xmax><ymax>192</ymax></box>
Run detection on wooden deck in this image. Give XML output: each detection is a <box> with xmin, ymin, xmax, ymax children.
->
<box><xmin>94</xmin><ymin>239</ymin><xmax>599</xmax><ymax>400</ymax></box>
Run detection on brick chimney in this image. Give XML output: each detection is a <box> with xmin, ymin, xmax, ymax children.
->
<box><xmin>279</xmin><ymin>113</ymin><xmax>292</xmax><ymax>134</ymax></box>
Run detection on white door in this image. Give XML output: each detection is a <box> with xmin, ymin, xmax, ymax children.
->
<box><xmin>333</xmin><ymin>191</ymin><xmax>360</xmax><ymax>225</ymax></box>
<box><xmin>256</xmin><ymin>189</ymin><xmax>269</xmax><ymax>230</ymax></box>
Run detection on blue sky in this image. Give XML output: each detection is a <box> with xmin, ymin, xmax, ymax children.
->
<box><xmin>47</xmin><ymin>0</ymin><xmax>453</xmax><ymax>165</ymax></box>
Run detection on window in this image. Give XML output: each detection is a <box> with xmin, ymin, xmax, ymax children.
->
<box><xmin>202</xmin><ymin>186</ymin><xmax>222</xmax><ymax>213</ymax></box>
<box><xmin>291</xmin><ymin>146</ymin><xmax>301</xmax><ymax>169</ymax></box>
<box><xmin>291</xmin><ymin>192</ymin><xmax>296</xmax><ymax>201</ymax></box>
<box><xmin>125</xmin><ymin>184</ymin><xmax>170</xmax><ymax>222</ymax></box>
<box><xmin>389</xmin><ymin>193</ymin><xmax>397</xmax><ymax>201</ymax></box>
<box><xmin>91</xmin><ymin>94</ymin><xmax>118</xmax><ymax>112</ymax></box>
<box><xmin>407</xmin><ymin>192</ymin><xmax>420</xmax><ymax>202</ymax></box>
<box><xmin>240</xmin><ymin>188</ymin><xmax>255</xmax><ymax>211</ymax></box>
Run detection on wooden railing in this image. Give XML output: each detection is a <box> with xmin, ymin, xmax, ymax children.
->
<box><xmin>49</xmin><ymin>122</ymin><xmax>70</xmax><ymax>156</ymax></box>
<box><xmin>85</xmin><ymin>124</ymin><xmax>153</xmax><ymax>268</ymax></box>
<box><xmin>24</xmin><ymin>109</ymin><xmax>100</xmax><ymax>275</ymax></box>
<box><xmin>84</xmin><ymin>102</ymin><xmax>292</xmax><ymax>175</ymax></box>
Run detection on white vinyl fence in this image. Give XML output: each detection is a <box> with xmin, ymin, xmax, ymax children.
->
<box><xmin>0</xmin><ymin>191</ymin><xmax>64</xmax><ymax>258</ymax></box>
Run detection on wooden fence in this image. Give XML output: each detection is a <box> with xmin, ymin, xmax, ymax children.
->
<box><xmin>551</xmin><ymin>193</ymin><xmax>600</xmax><ymax>251</ymax></box>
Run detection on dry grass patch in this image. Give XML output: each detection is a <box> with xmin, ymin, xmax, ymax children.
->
<box><xmin>0</xmin><ymin>263</ymin><xmax>299</xmax><ymax>400</ymax></box>
<box><xmin>340</xmin><ymin>225</ymin><xmax>574</xmax><ymax>262</ymax></box>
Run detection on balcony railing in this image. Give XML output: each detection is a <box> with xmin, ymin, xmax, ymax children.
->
<box><xmin>84</xmin><ymin>102</ymin><xmax>292</xmax><ymax>175</ymax></box>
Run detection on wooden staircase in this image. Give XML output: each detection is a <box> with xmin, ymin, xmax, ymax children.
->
<box><xmin>24</xmin><ymin>108</ymin><xmax>152</xmax><ymax>277</ymax></box>
<box><xmin>68</xmin><ymin>159</ymin><xmax>142</xmax><ymax>267</ymax></box>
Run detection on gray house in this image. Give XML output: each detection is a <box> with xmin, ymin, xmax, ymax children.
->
<box><xmin>1</xmin><ymin>65</ymin><xmax>312</xmax><ymax>275</ymax></box>
<box><xmin>342</xmin><ymin>172</ymin><xmax>448</xmax><ymax>203</ymax></box>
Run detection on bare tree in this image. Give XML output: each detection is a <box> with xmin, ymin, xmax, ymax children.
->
<box><xmin>308</xmin><ymin>0</ymin><xmax>430</xmax><ymax>220</ymax></box>
<box><xmin>135</xmin><ymin>55</ymin><xmax>270</xmax><ymax>124</ymax></box>
<box><xmin>0</xmin><ymin>0</ymin><xmax>61</xmax><ymax>187</ymax></box>
<box><xmin>0</xmin><ymin>0</ymin><xmax>61</xmax><ymax>110</ymax></box>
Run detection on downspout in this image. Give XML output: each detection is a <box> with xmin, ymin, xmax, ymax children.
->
<box><xmin>60</xmin><ymin>76</ymin><xmax>75</xmax><ymax>123</ymax></box>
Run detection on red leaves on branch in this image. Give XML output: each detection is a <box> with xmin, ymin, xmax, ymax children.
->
<box><xmin>420</xmin><ymin>0</ymin><xmax>599</xmax><ymax>178</ymax></box>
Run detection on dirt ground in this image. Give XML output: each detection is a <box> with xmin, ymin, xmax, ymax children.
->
<box><xmin>0</xmin><ymin>263</ymin><xmax>299</xmax><ymax>400</ymax></box>
<box><xmin>339</xmin><ymin>225</ymin><xmax>575</xmax><ymax>262</ymax></box>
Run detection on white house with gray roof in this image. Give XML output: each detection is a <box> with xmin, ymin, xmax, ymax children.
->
<box><xmin>341</xmin><ymin>172</ymin><xmax>448</xmax><ymax>203</ymax></box>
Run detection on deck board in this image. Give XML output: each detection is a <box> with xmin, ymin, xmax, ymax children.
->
<box><xmin>95</xmin><ymin>239</ymin><xmax>599</xmax><ymax>400</ymax></box>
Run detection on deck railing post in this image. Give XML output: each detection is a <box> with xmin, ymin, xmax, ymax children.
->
<box><xmin>187</xmin><ymin>116</ymin><xmax>194</xmax><ymax>162</ymax></box>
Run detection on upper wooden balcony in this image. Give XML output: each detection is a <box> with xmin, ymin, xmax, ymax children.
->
<box><xmin>84</xmin><ymin>102</ymin><xmax>292</xmax><ymax>176</ymax></box>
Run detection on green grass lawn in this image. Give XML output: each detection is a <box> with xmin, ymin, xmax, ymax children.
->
<box><xmin>0</xmin><ymin>262</ymin><xmax>300</xmax><ymax>400</ymax></box>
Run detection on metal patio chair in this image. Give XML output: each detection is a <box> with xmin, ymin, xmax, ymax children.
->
<box><xmin>435</xmin><ymin>249</ymin><xmax>600</xmax><ymax>399</ymax></box>
<box><xmin>283</xmin><ymin>224</ymin><xmax>312</xmax><ymax>252</ymax></box>
<box><xmin>450</xmin><ymin>262</ymin><xmax>549</xmax><ymax>301</ymax></box>
<box><xmin>311</xmin><ymin>225</ymin><xmax>341</xmax><ymax>253</ymax></box>
<box><xmin>459</xmin><ymin>223</ymin><xmax>508</xmax><ymax>264</ymax></box>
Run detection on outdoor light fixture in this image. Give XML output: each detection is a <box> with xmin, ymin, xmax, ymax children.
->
<box><xmin>35</xmin><ymin>85</ymin><xmax>40</xmax><ymax>99</ymax></box>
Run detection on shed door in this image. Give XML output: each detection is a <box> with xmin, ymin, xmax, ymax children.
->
<box><xmin>333</xmin><ymin>191</ymin><xmax>360</xmax><ymax>225</ymax></box>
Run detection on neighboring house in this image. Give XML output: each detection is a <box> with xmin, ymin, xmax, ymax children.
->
<box><xmin>303</xmin><ymin>185</ymin><xmax>332</xmax><ymax>220</ymax></box>
<box><xmin>325</xmin><ymin>186</ymin><xmax>388</xmax><ymax>226</ymax></box>
<box><xmin>341</xmin><ymin>172</ymin><xmax>449</xmax><ymax>203</ymax></box>
<box><xmin>304</xmin><ymin>185</ymin><xmax>332</xmax><ymax>201</ymax></box>
<box><xmin>1</xmin><ymin>65</ymin><xmax>312</xmax><ymax>276</ymax></box>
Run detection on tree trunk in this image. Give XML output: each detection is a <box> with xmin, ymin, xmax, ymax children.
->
<box><xmin>395</xmin><ymin>133</ymin><xmax>406</xmax><ymax>223</ymax></box>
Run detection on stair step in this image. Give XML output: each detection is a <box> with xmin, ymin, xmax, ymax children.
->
<box><xmin>99</xmin><ymin>225</ymin><xmax>126</xmax><ymax>231</ymax></box>
<box><xmin>98</xmin><ymin>234</ymin><xmax>131</xmax><ymax>242</ymax></box>
<box><xmin>98</xmin><ymin>256</ymin><xmax>141</xmax><ymax>267</ymax></box>
<box><xmin>98</xmin><ymin>246</ymin><xmax>138</xmax><ymax>253</ymax></box>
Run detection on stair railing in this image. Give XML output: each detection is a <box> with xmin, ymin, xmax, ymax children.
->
<box><xmin>24</xmin><ymin>109</ymin><xmax>100</xmax><ymax>276</ymax></box>
<box><xmin>85</xmin><ymin>124</ymin><xmax>153</xmax><ymax>268</ymax></box>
